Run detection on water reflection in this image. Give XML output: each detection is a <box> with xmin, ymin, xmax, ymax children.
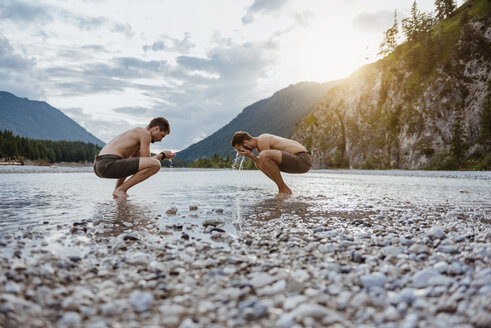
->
<box><xmin>249</xmin><ymin>198</ymin><xmax>312</xmax><ymax>221</ymax></box>
<box><xmin>92</xmin><ymin>200</ymin><xmax>157</xmax><ymax>237</ymax></box>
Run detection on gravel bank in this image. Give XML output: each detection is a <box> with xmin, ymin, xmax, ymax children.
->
<box><xmin>0</xmin><ymin>198</ymin><xmax>490</xmax><ymax>328</ymax></box>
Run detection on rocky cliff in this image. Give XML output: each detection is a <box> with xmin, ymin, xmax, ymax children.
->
<box><xmin>294</xmin><ymin>0</ymin><xmax>490</xmax><ymax>169</ymax></box>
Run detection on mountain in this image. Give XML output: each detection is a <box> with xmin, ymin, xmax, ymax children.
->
<box><xmin>177</xmin><ymin>81</ymin><xmax>337</xmax><ymax>161</ymax></box>
<box><xmin>0</xmin><ymin>91</ymin><xmax>104</xmax><ymax>146</ymax></box>
<box><xmin>294</xmin><ymin>0</ymin><xmax>490</xmax><ymax>170</ymax></box>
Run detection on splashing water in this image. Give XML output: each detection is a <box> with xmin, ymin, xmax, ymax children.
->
<box><xmin>232</xmin><ymin>153</ymin><xmax>245</xmax><ymax>171</ymax></box>
<box><xmin>232</xmin><ymin>152</ymin><xmax>244</xmax><ymax>234</ymax></box>
<box><xmin>169</xmin><ymin>158</ymin><xmax>173</xmax><ymax>169</ymax></box>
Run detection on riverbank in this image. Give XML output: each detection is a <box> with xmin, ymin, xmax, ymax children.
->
<box><xmin>0</xmin><ymin>170</ymin><xmax>489</xmax><ymax>327</ymax></box>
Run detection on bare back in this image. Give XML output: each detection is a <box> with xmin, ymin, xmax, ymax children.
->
<box><xmin>257</xmin><ymin>134</ymin><xmax>307</xmax><ymax>154</ymax></box>
<box><xmin>98</xmin><ymin>127</ymin><xmax>151</xmax><ymax>158</ymax></box>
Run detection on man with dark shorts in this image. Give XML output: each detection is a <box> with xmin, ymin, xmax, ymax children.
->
<box><xmin>94</xmin><ymin>117</ymin><xmax>176</xmax><ymax>199</ymax></box>
<box><xmin>231</xmin><ymin>131</ymin><xmax>312</xmax><ymax>199</ymax></box>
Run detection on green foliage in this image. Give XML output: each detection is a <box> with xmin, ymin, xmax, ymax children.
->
<box><xmin>378</xmin><ymin>10</ymin><xmax>399</xmax><ymax>57</ymax></box>
<box><xmin>188</xmin><ymin>153</ymin><xmax>257</xmax><ymax>170</ymax></box>
<box><xmin>434</xmin><ymin>0</ymin><xmax>457</xmax><ymax>21</ymax></box>
<box><xmin>402</xmin><ymin>1</ymin><xmax>435</xmax><ymax>42</ymax></box>
<box><xmin>0</xmin><ymin>130</ymin><xmax>101</xmax><ymax>162</ymax></box>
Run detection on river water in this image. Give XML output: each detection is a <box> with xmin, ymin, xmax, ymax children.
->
<box><xmin>0</xmin><ymin>168</ymin><xmax>489</xmax><ymax>237</ymax></box>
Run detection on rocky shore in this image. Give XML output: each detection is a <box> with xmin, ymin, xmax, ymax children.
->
<box><xmin>1</xmin><ymin>199</ymin><xmax>490</xmax><ymax>328</ymax></box>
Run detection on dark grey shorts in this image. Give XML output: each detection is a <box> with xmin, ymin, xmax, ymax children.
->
<box><xmin>279</xmin><ymin>151</ymin><xmax>312</xmax><ymax>173</ymax></box>
<box><xmin>93</xmin><ymin>155</ymin><xmax>140</xmax><ymax>179</ymax></box>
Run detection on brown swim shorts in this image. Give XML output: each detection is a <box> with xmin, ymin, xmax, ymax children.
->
<box><xmin>279</xmin><ymin>151</ymin><xmax>312</xmax><ymax>173</ymax></box>
<box><xmin>93</xmin><ymin>155</ymin><xmax>140</xmax><ymax>179</ymax></box>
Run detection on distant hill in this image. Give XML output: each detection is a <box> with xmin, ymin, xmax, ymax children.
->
<box><xmin>177</xmin><ymin>81</ymin><xmax>337</xmax><ymax>161</ymax></box>
<box><xmin>0</xmin><ymin>91</ymin><xmax>104</xmax><ymax>146</ymax></box>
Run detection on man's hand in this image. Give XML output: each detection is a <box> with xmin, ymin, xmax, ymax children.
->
<box><xmin>237</xmin><ymin>147</ymin><xmax>253</xmax><ymax>158</ymax></box>
<box><xmin>161</xmin><ymin>150</ymin><xmax>177</xmax><ymax>159</ymax></box>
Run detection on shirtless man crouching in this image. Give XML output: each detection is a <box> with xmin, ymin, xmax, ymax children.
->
<box><xmin>94</xmin><ymin>117</ymin><xmax>176</xmax><ymax>199</ymax></box>
<box><xmin>231</xmin><ymin>131</ymin><xmax>312</xmax><ymax>199</ymax></box>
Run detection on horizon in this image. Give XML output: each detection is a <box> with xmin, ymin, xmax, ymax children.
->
<box><xmin>0</xmin><ymin>0</ymin><xmax>465</xmax><ymax>152</ymax></box>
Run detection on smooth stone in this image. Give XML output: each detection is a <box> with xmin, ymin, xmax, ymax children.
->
<box><xmin>122</xmin><ymin>234</ymin><xmax>139</xmax><ymax>241</ymax></box>
<box><xmin>434</xmin><ymin>261</ymin><xmax>449</xmax><ymax>273</ymax></box>
<box><xmin>166</xmin><ymin>207</ymin><xmax>178</xmax><ymax>215</ymax></box>
<box><xmin>129</xmin><ymin>291</ymin><xmax>154</xmax><ymax>313</ymax></box>
<box><xmin>361</xmin><ymin>273</ymin><xmax>387</xmax><ymax>289</ymax></box>
<box><xmin>203</xmin><ymin>218</ymin><xmax>224</xmax><ymax>227</ymax></box>
<box><xmin>381</xmin><ymin>245</ymin><xmax>404</xmax><ymax>257</ymax></box>
<box><xmin>57</xmin><ymin>312</ymin><xmax>81</xmax><ymax>327</ymax></box>
<box><xmin>437</xmin><ymin>245</ymin><xmax>460</xmax><ymax>254</ymax></box>
<box><xmin>412</xmin><ymin>268</ymin><xmax>443</xmax><ymax>288</ymax></box>
<box><xmin>427</xmin><ymin>226</ymin><xmax>446</xmax><ymax>240</ymax></box>
<box><xmin>291</xmin><ymin>269</ymin><xmax>310</xmax><ymax>282</ymax></box>
<box><xmin>409</xmin><ymin>243</ymin><xmax>431</xmax><ymax>254</ymax></box>
<box><xmin>277</xmin><ymin>303</ymin><xmax>331</xmax><ymax>327</ymax></box>
<box><xmin>445</xmin><ymin>211</ymin><xmax>461</xmax><ymax>220</ymax></box>
<box><xmin>4</xmin><ymin>281</ymin><xmax>20</xmax><ymax>294</ymax></box>
<box><xmin>249</xmin><ymin>272</ymin><xmax>274</xmax><ymax>289</ymax></box>
<box><xmin>283</xmin><ymin>295</ymin><xmax>308</xmax><ymax>311</ymax></box>
<box><xmin>258</xmin><ymin>280</ymin><xmax>286</xmax><ymax>296</ymax></box>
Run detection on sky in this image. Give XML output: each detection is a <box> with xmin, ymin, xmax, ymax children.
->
<box><xmin>0</xmin><ymin>0</ymin><xmax>464</xmax><ymax>152</ymax></box>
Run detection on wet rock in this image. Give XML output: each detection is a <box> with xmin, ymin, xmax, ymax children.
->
<box><xmin>189</xmin><ymin>205</ymin><xmax>198</xmax><ymax>211</ymax></box>
<box><xmin>203</xmin><ymin>218</ymin><xmax>224</xmax><ymax>227</ymax></box>
<box><xmin>122</xmin><ymin>233</ymin><xmax>139</xmax><ymax>241</ymax></box>
<box><xmin>166</xmin><ymin>207</ymin><xmax>178</xmax><ymax>215</ymax></box>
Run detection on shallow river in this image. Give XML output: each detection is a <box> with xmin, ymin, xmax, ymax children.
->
<box><xmin>0</xmin><ymin>168</ymin><xmax>489</xmax><ymax>237</ymax></box>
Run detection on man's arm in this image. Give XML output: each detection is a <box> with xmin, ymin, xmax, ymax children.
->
<box><xmin>138</xmin><ymin>131</ymin><xmax>152</xmax><ymax>157</ymax></box>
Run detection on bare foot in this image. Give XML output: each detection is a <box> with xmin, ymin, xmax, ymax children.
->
<box><xmin>275</xmin><ymin>189</ymin><xmax>292</xmax><ymax>200</ymax></box>
<box><xmin>112</xmin><ymin>189</ymin><xmax>129</xmax><ymax>199</ymax></box>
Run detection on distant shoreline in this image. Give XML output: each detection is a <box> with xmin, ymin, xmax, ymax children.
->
<box><xmin>0</xmin><ymin>165</ymin><xmax>489</xmax><ymax>180</ymax></box>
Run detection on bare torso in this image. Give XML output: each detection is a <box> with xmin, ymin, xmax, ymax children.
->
<box><xmin>98</xmin><ymin>127</ymin><xmax>151</xmax><ymax>158</ymax></box>
<box><xmin>257</xmin><ymin>134</ymin><xmax>307</xmax><ymax>154</ymax></box>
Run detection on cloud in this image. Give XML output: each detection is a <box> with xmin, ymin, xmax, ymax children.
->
<box><xmin>112</xmin><ymin>106</ymin><xmax>150</xmax><ymax>115</ymax></box>
<box><xmin>242</xmin><ymin>0</ymin><xmax>290</xmax><ymax>24</ymax></box>
<box><xmin>353</xmin><ymin>10</ymin><xmax>393</xmax><ymax>33</ymax></box>
<box><xmin>60</xmin><ymin>107</ymin><xmax>134</xmax><ymax>143</ymax></box>
<box><xmin>0</xmin><ymin>34</ymin><xmax>42</xmax><ymax>98</ymax></box>
<box><xmin>77</xmin><ymin>16</ymin><xmax>107</xmax><ymax>30</ymax></box>
<box><xmin>111</xmin><ymin>23</ymin><xmax>135</xmax><ymax>38</ymax></box>
<box><xmin>0</xmin><ymin>0</ymin><xmax>52</xmax><ymax>24</ymax></box>
<box><xmin>143</xmin><ymin>33</ymin><xmax>195</xmax><ymax>54</ymax></box>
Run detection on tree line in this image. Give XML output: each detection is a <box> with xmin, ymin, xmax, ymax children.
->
<box><xmin>378</xmin><ymin>0</ymin><xmax>457</xmax><ymax>57</ymax></box>
<box><xmin>0</xmin><ymin>130</ymin><xmax>101</xmax><ymax>163</ymax></box>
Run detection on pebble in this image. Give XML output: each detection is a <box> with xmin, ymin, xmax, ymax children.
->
<box><xmin>129</xmin><ymin>291</ymin><xmax>154</xmax><ymax>313</ymax></box>
<box><xmin>0</xmin><ymin>194</ymin><xmax>488</xmax><ymax>328</ymax></box>
<box><xmin>361</xmin><ymin>273</ymin><xmax>387</xmax><ymax>289</ymax></box>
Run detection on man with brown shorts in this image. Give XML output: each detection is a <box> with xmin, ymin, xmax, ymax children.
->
<box><xmin>231</xmin><ymin>131</ymin><xmax>312</xmax><ymax>199</ymax></box>
<box><xmin>94</xmin><ymin>117</ymin><xmax>176</xmax><ymax>199</ymax></box>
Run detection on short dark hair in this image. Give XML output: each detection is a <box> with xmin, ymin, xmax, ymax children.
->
<box><xmin>231</xmin><ymin>131</ymin><xmax>252</xmax><ymax>147</ymax></box>
<box><xmin>148</xmin><ymin>117</ymin><xmax>170</xmax><ymax>134</ymax></box>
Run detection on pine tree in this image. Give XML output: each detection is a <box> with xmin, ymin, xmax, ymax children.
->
<box><xmin>434</xmin><ymin>0</ymin><xmax>456</xmax><ymax>21</ymax></box>
<box><xmin>402</xmin><ymin>1</ymin><xmax>435</xmax><ymax>42</ymax></box>
<box><xmin>378</xmin><ymin>10</ymin><xmax>399</xmax><ymax>57</ymax></box>
<box><xmin>402</xmin><ymin>1</ymin><xmax>420</xmax><ymax>41</ymax></box>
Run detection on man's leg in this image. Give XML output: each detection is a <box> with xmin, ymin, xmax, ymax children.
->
<box><xmin>113</xmin><ymin>158</ymin><xmax>161</xmax><ymax>198</ymax></box>
<box><xmin>256</xmin><ymin>150</ymin><xmax>292</xmax><ymax>199</ymax></box>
